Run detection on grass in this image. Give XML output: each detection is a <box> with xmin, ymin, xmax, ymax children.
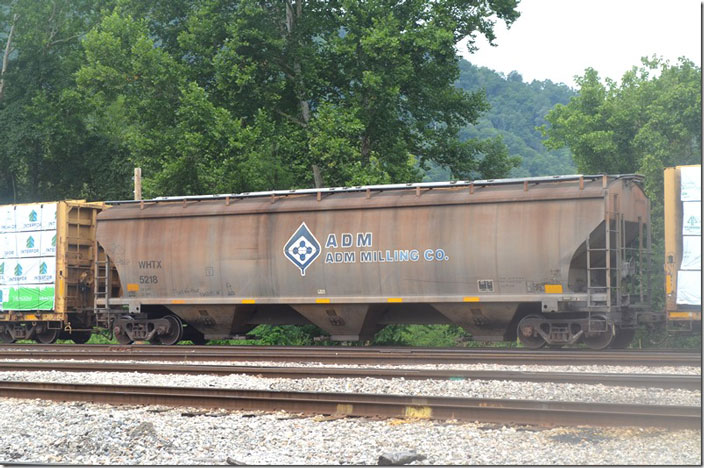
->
<box><xmin>9</xmin><ymin>323</ymin><xmax>701</xmax><ymax>349</ymax></box>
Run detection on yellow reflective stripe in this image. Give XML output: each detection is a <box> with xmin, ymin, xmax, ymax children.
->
<box><xmin>545</xmin><ymin>284</ymin><xmax>563</xmax><ymax>294</ymax></box>
<box><xmin>241</xmin><ymin>299</ymin><xmax>256</xmax><ymax>304</ymax></box>
<box><xmin>316</xmin><ymin>298</ymin><xmax>331</xmax><ymax>304</ymax></box>
<box><xmin>387</xmin><ymin>298</ymin><xmax>403</xmax><ymax>303</ymax></box>
<box><xmin>463</xmin><ymin>296</ymin><xmax>480</xmax><ymax>302</ymax></box>
<box><xmin>668</xmin><ymin>311</ymin><xmax>701</xmax><ymax>319</ymax></box>
<box><xmin>126</xmin><ymin>283</ymin><xmax>139</xmax><ymax>292</ymax></box>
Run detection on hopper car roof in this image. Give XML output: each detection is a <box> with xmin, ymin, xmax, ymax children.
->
<box><xmin>106</xmin><ymin>174</ymin><xmax>644</xmax><ymax>206</ymax></box>
<box><xmin>97</xmin><ymin>173</ymin><xmax>647</xmax><ymax>221</ymax></box>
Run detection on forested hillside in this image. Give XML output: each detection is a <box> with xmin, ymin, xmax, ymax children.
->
<box><xmin>456</xmin><ymin>60</ymin><xmax>576</xmax><ymax>178</ymax></box>
<box><xmin>423</xmin><ymin>60</ymin><xmax>577</xmax><ymax>181</ymax></box>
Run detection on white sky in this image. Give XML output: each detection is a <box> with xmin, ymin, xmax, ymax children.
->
<box><xmin>457</xmin><ymin>0</ymin><xmax>702</xmax><ymax>88</ymax></box>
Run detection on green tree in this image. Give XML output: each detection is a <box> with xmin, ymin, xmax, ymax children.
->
<box><xmin>76</xmin><ymin>0</ymin><xmax>521</xmax><ymax>196</ymax></box>
<box><xmin>0</xmin><ymin>0</ymin><xmax>131</xmax><ymax>203</ymax></box>
<box><xmin>1</xmin><ymin>0</ymin><xmax>525</xmax><ymax>202</ymax></box>
<box><xmin>542</xmin><ymin>57</ymin><xmax>700</xmax><ymax>189</ymax></box>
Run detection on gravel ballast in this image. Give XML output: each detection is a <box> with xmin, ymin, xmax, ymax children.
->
<box><xmin>0</xmin><ymin>369</ymin><xmax>700</xmax><ymax>406</ymax></box>
<box><xmin>2</xmin><ymin>357</ymin><xmax>701</xmax><ymax>375</ymax></box>
<box><xmin>0</xmin><ymin>398</ymin><xmax>700</xmax><ymax>465</ymax></box>
<box><xmin>0</xmin><ymin>363</ymin><xmax>700</xmax><ymax>465</ymax></box>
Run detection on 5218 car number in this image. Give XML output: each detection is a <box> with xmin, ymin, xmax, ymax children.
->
<box><xmin>139</xmin><ymin>275</ymin><xmax>159</xmax><ymax>284</ymax></box>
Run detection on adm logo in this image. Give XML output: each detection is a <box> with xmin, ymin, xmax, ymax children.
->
<box><xmin>283</xmin><ymin>222</ymin><xmax>321</xmax><ymax>276</ymax></box>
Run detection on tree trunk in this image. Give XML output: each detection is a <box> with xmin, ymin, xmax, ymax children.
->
<box><xmin>361</xmin><ymin>134</ymin><xmax>371</xmax><ymax>162</ymax></box>
<box><xmin>0</xmin><ymin>14</ymin><xmax>18</xmax><ymax>102</ymax></box>
<box><xmin>285</xmin><ymin>1</ymin><xmax>311</xmax><ymax>125</ymax></box>
<box><xmin>294</xmin><ymin>60</ymin><xmax>311</xmax><ymax>124</ymax></box>
<box><xmin>285</xmin><ymin>1</ymin><xmax>319</xmax><ymax>185</ymax></box>
<box><xmin>11</xmin><ymin>172</ymin><xmax>16</xmax><ymax>203</ymax></box>
<box><xmin>312</xmin><ymin>164</ymin><xmax>323</xmax><ymax>188</ymax></box>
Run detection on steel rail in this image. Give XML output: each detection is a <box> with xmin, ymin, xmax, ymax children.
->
<box><xmin>0</xmin><ymin>381</ymin><xmax>698</xmax><ymax>430</ymax></box>
<box><xmin>0</xmin><ymin>344</ymin><xmax>699</xmax><ymax>366</ymax></box>
<box><xmin>0</xmin><ymin>361</ymin><xmax>699</xmax><ymax>390</ymax></box>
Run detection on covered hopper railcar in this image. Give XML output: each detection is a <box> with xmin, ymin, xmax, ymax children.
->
<box><xmin>95</xmin><ymin>174</ymin><xmax>656</xmax><ymax>349</ymax></box>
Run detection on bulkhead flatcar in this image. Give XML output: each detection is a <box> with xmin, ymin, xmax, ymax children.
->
<box><xmin>663</xmin><ymin>165</ymin><xmax>702</xmax><ymax>329</ymax></box>
<box><xmin>91</xmin><ymin>174</ymin><xmax>657</xmax><ymax>349</ymax></box>
<box><xmin>0</xmin><ymin>200</ymin><xmax>109</xmax><ymax>343</ymax></box>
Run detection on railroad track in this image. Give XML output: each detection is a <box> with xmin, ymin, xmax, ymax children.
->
<box><xmin>0</xmin><ymin>344</ymin><xmax>699</xmax><ymax>366</ymax></box>
<box><xmin>0</xmin><ymin>360</ymin><xmax>699</xmax><ymax>390</ymax></box>
<box><xmin>0</xmin><ymin>381</ymin><xmax>698</xmax><ymax>430</ymax></box>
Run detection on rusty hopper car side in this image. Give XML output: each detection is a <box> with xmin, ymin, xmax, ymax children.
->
<box><xmin>96</xmin><ymin>174</ymin><xmax>655</xmax><ymax>348</ymax></box>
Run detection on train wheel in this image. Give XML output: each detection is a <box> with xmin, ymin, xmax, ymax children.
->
<box><xmin>70</xmin><ymin>331</ymin><xmax>92</xmax><ymax>344</ymax></box>
<box><xmin>582</xmin><ymin>318</ymin><xmax>614</xmax><ymax>350</ymax></box>
<box><xmin>609</xmin><ymin>327</ymin><xmax>636</xmax><ymax>349</ymax></box>
<box><xmin>0</xmin><ymin>328</ymin><xmax>15</xmax><ymax>343</ymax></box>
<box><xmin>154</xmin><ymin>315</ymin><xmax>183</xmax><ymax>346</ymax></box>
<box><xmin>517</xmin><ymin>315</ymin><xmax>547</xmax><ymax>349</ymax></box>
<box><xmin>583</xmin><ymin>331</ymin><xmax>614</xmax><ymax>350</ymax></box>
<box><xmin>114</xmin><ymin>318</ymin><xmax>134</xmax><ymax>345</ymax></box>
<box><xmin>115</xmin><ymin>329</ymin><xmax>133</xmax><ymax>344</ymax></box>
<box><xmin>35</xmin><ymin>327</ymin><xmax>60</xmax><ymax>344</ymax></box>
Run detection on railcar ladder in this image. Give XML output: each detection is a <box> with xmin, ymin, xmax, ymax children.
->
<box><xmin>586</xmin><ymin>209</ymin><xmax>623</xmax><ymax>318</ymax></box>
<box><xmin>93</xmin><ymin>255</ymin><xmax>111</xmax><ymax>323</ymax></box>
<box><xmin>587</xmin><ymin>191</ymin><xmax>651</xmax><ymax>331</ymax></box>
